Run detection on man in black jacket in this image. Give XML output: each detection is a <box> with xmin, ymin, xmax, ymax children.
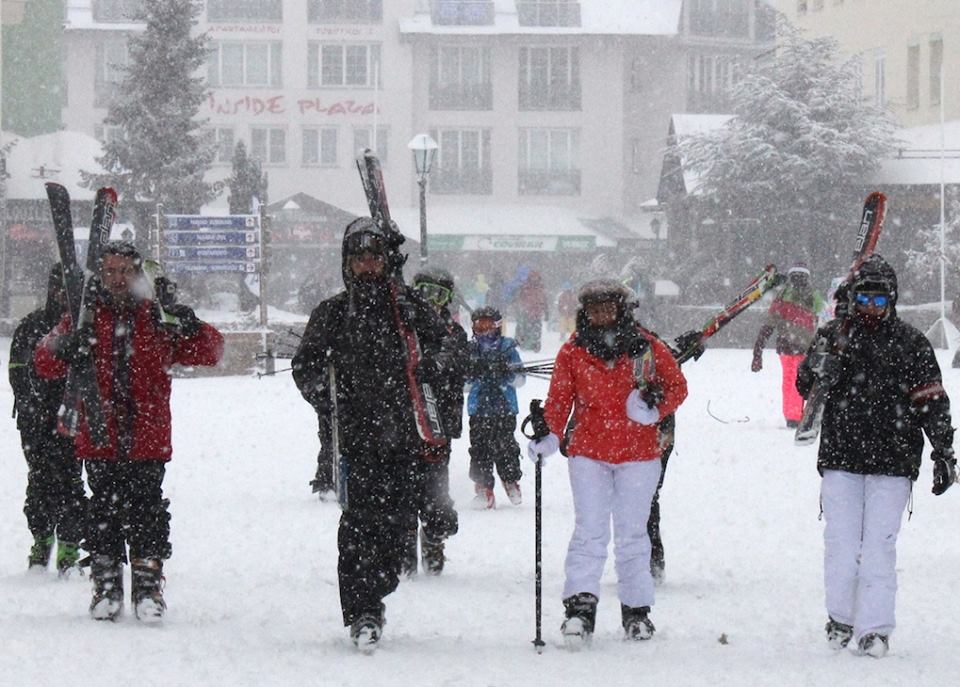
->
<box><xmin>797</xmin><ymin>254</ymin><xmax>956</xmax><ymax>659</ymax></box>
<box><xmin>292</xmin><ymin>218</ymin><xmax>454</xmax><ymax>651</ymax></box>
<box><xmin>8</xmin><ymin>264</ymin><xmax>86</xmax><ymax>574</ymax></box>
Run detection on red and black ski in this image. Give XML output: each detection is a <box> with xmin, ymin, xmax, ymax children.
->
<box><xmin>355</xmin><ymin>150</ymin><xmax>446</xmax><ymax>446</ymax></box>
<box><xmin>795</xmin><ymin>191</ymin><xmax>887</xmax><ymax>446</ymax></box>
<box><xmin>46</xmin><ymin>183</ymin><xmax>117</xmax><ymax>447</ymax></box>
<box><xmin>673</xmin><ymin>264</ymin><xmax>783</xmax><ymax>365</ymax></box>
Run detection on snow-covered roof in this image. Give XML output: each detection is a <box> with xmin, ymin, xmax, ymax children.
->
<box><xmin>1</xmin><ymin>130</ymin><xmax>107</xmax><ymax>201</ymax></box>
<box><xmin>64</xmin><ymin>0</ymin><xmax>145</xmax><ymax>32</ymax></box>
<box><xmin>382</xmin><ymin>204</ymin><xmax>621</xmax><ymax>249</ymax></box>
<box><xmin>874</xmin><ymin>120</ymin><xmax>960</xmax><ymax>186</ymax></box>
<box><xmin>669</xmin><ymin>114</ymin><xmax>734</xmax><ymax>194</ymax></box>
<box><xmin>399</xmin><ymin>0</ymin><xmax>682</xmax><ymax>36</ymax></box>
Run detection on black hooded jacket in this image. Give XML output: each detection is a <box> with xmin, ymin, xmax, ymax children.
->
<box><xmin>292</xmin><ymin>276</ymin><xmax>453</xmax><ymax>461</ymax></box>
<box><xmin>8</xmin><ymin>273</ymin><xmax>66</xmax><ymax>433</ymax></box>
<box><xmin>797</xmin><ymin>305</ymin><xmax>954</xmax><ymax>481</ymax></box>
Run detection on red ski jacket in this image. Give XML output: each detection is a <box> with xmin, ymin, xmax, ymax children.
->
<box><xmin>34</xmin><ymin>300</ymin><xmax>224</xmax><ymax>461</ymax></box>
<box><xmin>544</xmin><ymin>332</ymin><xmax>687</xmax><ymax>463</ymax></box>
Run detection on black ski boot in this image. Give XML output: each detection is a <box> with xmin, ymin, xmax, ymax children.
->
<box><xmin>90</xmin><ymin>555</ymin><xmax>124</xmax><ymax>621</ymax></box>
<box><xmin>825</xmin><ymin>617</ymin><xmax>853</xmax><ymax>650</ymax></box>
<box><xmin>622</xmin><ymin>604</ymin><xmax>655</xmax><ymax>641</ymax></box>
<box><xmin>420</xmin><ymin>528</ymin><xmax>445</xmax><ymax>575</ymax></box>
<box><xmin>561</xmin><ymin>593</ymin><xmax>598</xmax><ymax>650</ymax></box>
<box><xmin>28</xmin><ymin>535</ymin><xmax>54</xmax><ymax>571</ymax></box>
<box><xmin>131</xmin><ymin>558</ymin><xmax>166</xmax><ymax>623</ymax></box>
<box><xmin>350</xmin><ymin>611</ymin><xmax>384</xmax><ymax>653</ymax></box>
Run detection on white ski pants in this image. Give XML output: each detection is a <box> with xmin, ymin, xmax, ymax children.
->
<box><xmin>821</xmin><ymin>469</ymin><xmax>911</xmax><ymax>641</ymax></box>
<box><xmin>563</xmin><ymin>455</ymin><xmax>662</xmax><ymax>608</ymax></box>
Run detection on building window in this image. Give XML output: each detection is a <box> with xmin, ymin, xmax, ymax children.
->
<box><xmin>208</xmin><ymin>42</ymin><xmax>283</xmax><ymax>87</ymax></box>
<box><xmin>201</xmin><ymin>128</ymin><xmax>235</xmax><ymax>164</ymax></box>
<box><xmin>92</xmin><ymin>0</ymin><xmax>144</xmax><ymax>21</ymax></box>
<box><xmin>518</xmin><ymin>46</ymin><xmax>580</xmax><ymax>111</ymax></box>
<box><xmin>687</xmin><ymin>52</ymin><xmax>738</xmax><ymax>111</ymax></box>
<box><xmin>629</xmin><ymin>57</ymin><xmax>644</xmax><ymax>93</ymax></box>
<box><xmin>812</xmin><ymin>0</ymin><xmax>823</xmax><ymax>10</ymax></box>
<box><xmin>95</xmin><ymin>40</ymin><xmax>129</xmax><ymax>107</ymax></box>
<box><xmin>874</xmin><ymin>49</ymin><xmax>885</xmax><ymax>107</ymax></box>
<box><xmin>430</xmin><ymin>45</ymin><xmax>492</xmax><ymax>110</ymax></box>
<box><xmin>518</xmin><ymin>128</ymin><xmax>580</xmax><ymax>196</ymax></box>
<box><xmin>689</xmin><ymin>0</ymin><xmax>749</xmax><ymax>38</ymax></box>
<box><xmin>95</xmin><ymin>124</ymin><xmax>126</xmax><ymax>147</ymax></box>
<box><xmin>308</xmin><ymin>43</ymin><xmax>381</xmax><ymax>88</ymax></box>
<box><xmin>906</xmin><ymin>44</ymin><xmax>920</xmax><ymax>110</ymax></box>
<box><xmin>631</xmin><ymin>139</ymin><xmax>642</xmax><ymax>174</ymax></box>
<box><xmin>930</xmin><ymin>38</ymin><xmax>943</xmax><ymax>106</ymax></box>
<box><xmin>308</xmin><ymin>0</ymin><xmax>382</xmax><ymax>23</ymax></box>
<box><xmin>431</xmin><ymin>1</ymin><xmax>495</xmax><ymax>26</ymax></box>
<box><xmin>251</xmin><ymin>127</ymin><xmax>286</xmax><ymax>165</ymax></box>
<box><xmin>516</xmin><ymin>1</ymin><xmax>581</xmax><ymax>27</ymax></box>
<box><xmin>429</xmin><ymin>128</ymin><xmax>492</xmax><ymax>195</ymax></box>
<box><xmin>797</xmin><ymin>0</ymin><xmax>808</xmax><ymax>13</ymax></box>
<box><xmin>303</xmin><ymin>127</ymin><xmax>338</xmax><ymax>166</ymax></box>
<box><xmin>352</xmin><ymin>127</ymin><xmax>389</xmax><ymax>162</ymax></box>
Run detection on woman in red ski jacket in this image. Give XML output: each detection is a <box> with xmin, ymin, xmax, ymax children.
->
<box><xmin>34</xmin><ymin>242</ymin><xmax>223</xmax><ymax>623</ymax></box>
<box><xmin>527</xmin><ymin>279</ymin><xmax>687</xmax><ymax>647</ymax></box>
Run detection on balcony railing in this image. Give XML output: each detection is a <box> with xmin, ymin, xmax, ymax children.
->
<box><xmin>431</xmin><ymin>1</ymin><xmax>495</xmax><ymax>26</ymax></box>
<box><xmin>519</xmin><ymin>83</ymin><xmax>581</xmax><ymax>111</ymax></box>
<box><xmin>429</xmin><ymin>82</ymin><xmax>493</xmax><ymax>110</ymax></box>
<box><xmin>308</xmin><ymin>0</ymin><xmax>383</xmax><ymax>24</ymax></box>
<box><xmin>92</xmin><ymin>0</ymin><xmax>144</xmax><ymax>22</ymax></box>
<box><xmin>518</xmin><ymin>169</ymin><xmax>581</xmax><ymax>196</ymax></box>
<box><xmin>516</xmin><ymin>1</ymin><xmax>581</xmax><ymax>28</ymax></box>
<box><xmin>207</xmin><ymin>0</ymin><xmax>282</xmax><ymax>22</ymax></box>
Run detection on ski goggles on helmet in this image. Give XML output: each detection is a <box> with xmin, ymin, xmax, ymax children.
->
<box><xmin>345</xmin><ymin>231</ymin><xmax>385</xmax><ymax>258</ymax></box>
<box><xmin>472</xmin><ymin>317</ymin><xmax>500</xmax><ymax>336</ymax></box>
<box><xmin>854</xmin><ymin>292</ymin><xmax>889</xmax><ymax>308</ymax></box>
<box><xmin>416</xmin><ymin>281</ymin><xmax>453</xmax><ymax>307</ymax></box>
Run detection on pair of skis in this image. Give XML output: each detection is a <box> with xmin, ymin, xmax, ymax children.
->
<box><xmin>794</xmin><ymin>191</ymin><xmax>887</xmax><ymax>446</ymax></box>
<box><xmin>45</xmin><ymin>182</ymin><xmax>118</xmax><ymax>447</ymax></box>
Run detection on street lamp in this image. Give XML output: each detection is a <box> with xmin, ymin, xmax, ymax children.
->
<box><xmin>408</xmin><ymin>133</ymin><xmax>438</xmax><ymax>265</ymax></box>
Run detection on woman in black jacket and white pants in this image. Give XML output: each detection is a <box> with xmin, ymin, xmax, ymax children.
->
<box><xmin>797</xmin><ymin>254</ymin><xmax>956</xmax><ymax>658</ymax></box>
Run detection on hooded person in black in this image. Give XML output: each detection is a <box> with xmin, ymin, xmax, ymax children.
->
<box><xmin>8</xmin><ymin>264</ymin><xmax>86</xmax><ymax>574</ymax></box>
<box><xmin>292</xmin><ymin>217</ymin><xmax>454</xmax><ymax>651</ymax></box>
<box><xmin>797</xmin><ymin>254</ymin><xmax>956</xmax><ymax>658</ymax></box>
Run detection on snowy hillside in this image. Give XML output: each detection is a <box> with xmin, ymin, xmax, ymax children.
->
<box><xmin>1</xmin><ymin>333</ymin><xmax>958</xmax><ymax>687</ymax></box>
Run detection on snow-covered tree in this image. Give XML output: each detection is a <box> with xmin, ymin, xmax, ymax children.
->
<box><xmin>85</xmin><ymin>0</ymin><xmax>214</xmax><ymax>226</ymax></box>
<box><xmin>905</xmin><ymin>195</ymin><xmax>960</xmax><ymax>295</ymax></box>
<box><xmin>227</xmin><ymin>141</ymin><xmax>268</xmax><ymax>215</ymax></box>
<box><xmin>674</xmin><ymin>18</ymin><xmax>897</xmax><ymax>287</ymax></box>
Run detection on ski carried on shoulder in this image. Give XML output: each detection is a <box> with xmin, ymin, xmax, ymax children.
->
<box><xmin>356</xmin><ymin>149</ymin><xmax>446</xmax><ymax>446</ymax></box>
<box><xmin>795</xmin><ymin>191</ymin><xmax>887</xmax><ymax>446</ymax></box>
<box><xmin>46</xmin><ymin>183</ymin><xmax>117</xmax><ymax>446</ymax></box>
<box><xmin>672</xmin><ymin>264</ymin><xmax>783</xmax><ymax>365</ymax></box>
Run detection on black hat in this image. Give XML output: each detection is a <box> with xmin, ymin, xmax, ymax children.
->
<box><xmin>102</xmin><ymin>240</ymin><xmax>143</xmax><ymax>268</ymax></box>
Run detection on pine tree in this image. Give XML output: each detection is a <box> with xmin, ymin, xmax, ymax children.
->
<box><xmin>672</xmin><ymin>18</ymin><xmax>897</xmax><ymax>291</ymax></box>
<box><xmin>227</xmin><ymin>141</ymin><xmax>268</xmax><ymax>215</ymax></box>
<box><xmin>85</xmin><ymin>0</ymin><xmax>214</xmax><ymax>224</ymax></box>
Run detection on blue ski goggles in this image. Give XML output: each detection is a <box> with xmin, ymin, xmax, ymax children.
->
<box><xmin>854</xmin><ymin>292</ymin><xmax>890</xmax><ymax>308</ymax></box>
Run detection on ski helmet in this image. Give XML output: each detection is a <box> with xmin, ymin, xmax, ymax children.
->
<box><xmin>577</xmin><ymin>279</ymin><xmax>635</xmax><ymax>307</ymax></box>
<box><xmin>471</xmin><ymin>305</ymin><xmax>502</xmax><ymax>336</ymax></box>
<box><xmin>413</xmin><ymin>267</ymin><xmax>455</xmax><ymax>307</ymax></box>
<box><xmin>851</xmin><ymin>254</ymin><xmax>898</xmax><ymax>305</ymax></box>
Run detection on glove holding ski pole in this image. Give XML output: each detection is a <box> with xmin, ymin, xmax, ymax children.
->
<box><xmin>163</xmin><ymin>304</ymin><xmax>203</xmax><ymax>338</ymax></box>
<box><xmin>523</xmin><ymin>399</ymin><xmax>558</xmax><ymax>466</ymax></box>
<box><xmin>932</xmin><ymin>448</ymin><xmax>957</xmax><ymax>496</ymax></box>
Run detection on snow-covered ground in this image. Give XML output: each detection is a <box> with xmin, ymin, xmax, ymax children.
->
<box><xmin>2</xmin><ymin>331</ymin><xmax>959</xmax><ymax>687</ymax></box>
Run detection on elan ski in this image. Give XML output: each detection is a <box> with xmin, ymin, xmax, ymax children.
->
<box><xmin>356</xmin><ymin>149</ymin><xmax>446</xmax><ymax>446</ymax></box>
<box><xmin>46</xmin><ymin>183</ymin><xmax>117</xmax><ymax>446</ymax></box>
<box><xmin>795</xmin><ymin>191</ymin><xmax>887</xmax><ymax>446</ymax></box>
<box><xmin>673</xmin><ymin>264</ymin><xmax>784</xmax><ymax>365</ymax></box>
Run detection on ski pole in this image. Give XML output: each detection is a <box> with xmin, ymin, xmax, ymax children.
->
<box><xmin>522</xmin><ymin>399</ymin><xmax>551</xmax><ymax>654</ymax></box>
<box><xmin>256</xmin><ymin>367</ymin><xmax>292</xmax><ymax>379</ymax></box>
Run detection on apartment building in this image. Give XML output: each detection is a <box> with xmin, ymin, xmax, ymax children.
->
<box><xmin>774</xmin><ymin>0</ymin><xmax>960</xmax><ymax>127</ymax></box>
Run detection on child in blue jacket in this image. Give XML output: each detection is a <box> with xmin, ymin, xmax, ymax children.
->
<box><xmin>465</xmin><ymin>307</ymin><xmax>525</xmax><ymax>509</ymax></box>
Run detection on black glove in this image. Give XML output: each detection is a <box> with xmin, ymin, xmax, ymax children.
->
<box><xmin>164</xmin><ymin>304</ymin><xmax>202</xmax><ymax>337</ymax></box>
<box><xmin>673</xmin><ymin>330</ymin><xmax>705</xmax><ymax>361</ymax></box>
<box><xmin>52</xmin><ymin>329</ymin><xmax>93</xmax><ymax>364</ymax></box>
<box><xmin>932</xmin><ymin>449</ymin><xmax>957</xmax><ymax>496</ymax></box>
<box><xmin>154</xmin><ymin>276</ymin><xmax>178</xmax><ymax>309</ymax></box>
<box><xmin>807</xmin><ymin>351</ymin><xmax>841</xmax><ymax>386</ymax></box>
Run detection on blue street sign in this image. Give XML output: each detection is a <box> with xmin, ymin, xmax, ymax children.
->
<box><xmin>165</xmin><ymin>261</ymin><xmax>258</xmax><ymax>274</ymax></box>
<box><xmin>166</xmin><ymin>246</ymin><xmax>260</xmax><ymax>260</ymax></box>
<box><xmin>165</xmin><ymin>215</ymin><xmax>258</xmax><ymax>230</ymax></box>
<box><xmin>163</xmin><ymin>231</ymin><xmax>257</xmax><ymax>245</ymax></box>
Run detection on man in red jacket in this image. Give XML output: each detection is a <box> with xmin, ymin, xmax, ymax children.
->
<box><xmin>527</xmin><ymin>279</ymin><xmax>687</xmax><ymax>647</ymax></box>
<box><xmin>35</xmin><ymin>241</ymin><xmax>224</xmax><ymax>622</ymax></box>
